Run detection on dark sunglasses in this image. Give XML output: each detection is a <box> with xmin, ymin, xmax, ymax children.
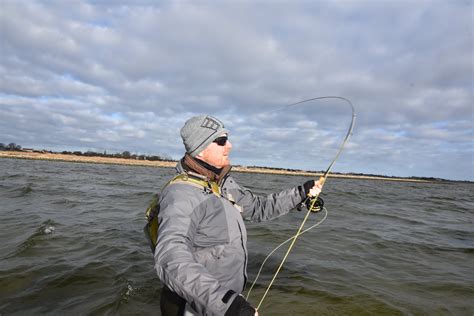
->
<box><xmin>213</xmin><ymin>136</ymin><xmax>228</xmax><ymax>146</ymax></box>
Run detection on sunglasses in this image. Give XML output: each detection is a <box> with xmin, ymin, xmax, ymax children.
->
<box><xmin>213</xmin><ymin>136</ymin><xmax>228</xmax><ymax>146</ymax></box>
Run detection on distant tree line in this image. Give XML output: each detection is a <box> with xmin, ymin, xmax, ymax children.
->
<box><xmin>247</xmin><ymin>165</ymin><xmax>325</xmax><ymax>174</ymax></box>
<box><xmin>0</xmin><ymin>143</ymin><xmax>22</xmax><ymax>151</ymax></box>
<box><xmin>60</xmin><ymin>150</ymin><xmax>175</xmax><ymax>162</ymax></box>
<box><xmin>246</xmin><ymin>165</ymin><xmax>449</xmax><ymax>182</ymax></box>
<box><xmin>0</xmin><ymin>143</ymin><xmax>175</xmax><ymax>162</ymax></box>
<box><xmin>0</xmin><ymin>142</ymin><xmax>457</xmax><ymax>182</ymax></box>
<box><xmin>340</xmin><ymin>171</ymin><xmax>446</xmax><ymax>182</ymax></box>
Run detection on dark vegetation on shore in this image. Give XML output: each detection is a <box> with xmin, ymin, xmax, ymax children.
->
<box><xmin>243</xmin><ymin>165</ymin><xmax>457</xmax><ymax>183</ymax></box>
<box><xmin>0</xmin><ymin>142</ymin><xmax>174</xmax><ymax>162</ymax></box>
<box><xmin>1</xmin><ymin>142</ymin><xmax>468</xmax><ymax>183</ymax></box>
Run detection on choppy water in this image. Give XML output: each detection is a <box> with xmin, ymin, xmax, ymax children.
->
<box><xmin>0</xmin><ymin>158</ymin><xmax>473</xmax><ymax>315</ymax></box>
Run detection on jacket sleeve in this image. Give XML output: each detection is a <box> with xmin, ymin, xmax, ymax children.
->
<box><xmin>154</xmin><ymin>184</ymin><xmax>235</xmax><ymax>316</ymax></box>
<box><xmin>224</xmin><ymin>176</ymin><xmax>307</xmax><ymax>222</ymax></box>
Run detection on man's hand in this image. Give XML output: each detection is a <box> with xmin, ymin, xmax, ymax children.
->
<box><xmin>302</xmin><ymin>179</ymin><xmax>324</xmax><ymax>212</ymax></box>
<box><xmin>303</xmin><ymin>179</ymin><xmax>323</xmax><ymax>197</ymax></box>
<box><xmin>225</xmin><ymin>295</ymin><xmax>257</xmax><ymax>316</ymax></box>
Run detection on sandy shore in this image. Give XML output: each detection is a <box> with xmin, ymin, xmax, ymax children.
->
<box><xmin>1</xmin><ymin>151</ymin><xmax>433</xmax><ymax>183</ymax></box>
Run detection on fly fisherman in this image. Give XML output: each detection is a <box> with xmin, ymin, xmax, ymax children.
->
<box><xmin>152</xmin><ymin>114</ymin><xmax>322</xmax><ymax>316</ymax></box>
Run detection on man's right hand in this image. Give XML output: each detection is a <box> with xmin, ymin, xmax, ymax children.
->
<box><xmin>303</xmin><ymin>179</ymin><xmax>323</xmax><ymax>197</ymax></box>
<box><xmin>225</xmin><ymin>295</ymin><xmax>257</xmax><ymax>316</ymax></box>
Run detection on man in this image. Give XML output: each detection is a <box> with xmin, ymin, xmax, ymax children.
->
<box><xmin>154</xmin><ymin>115</ymin><xmax>322</xmax><ymax>316</ymax></box>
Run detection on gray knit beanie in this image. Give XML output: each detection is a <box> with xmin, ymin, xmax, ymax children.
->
<box><xmin>180</xmin><ymin>115</ymin><xmax>229</xmax><ymax>157</ymax></box>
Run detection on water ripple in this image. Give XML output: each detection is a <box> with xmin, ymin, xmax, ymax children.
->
<box><xmin>1</xmin><ymin>159</ymin><xmax>473</xmax><ymax>315</ymax></box>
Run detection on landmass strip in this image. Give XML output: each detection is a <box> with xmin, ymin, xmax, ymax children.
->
<box><xmin>0</xmin><ymin>151</ymin><xmax>437</xmax><ymax>183</ymax></box>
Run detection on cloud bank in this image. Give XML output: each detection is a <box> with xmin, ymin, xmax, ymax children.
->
<box><xmin>1</xmin><ymin>0</ymin><xmax>472</xmax><ymax>180</ymax></box>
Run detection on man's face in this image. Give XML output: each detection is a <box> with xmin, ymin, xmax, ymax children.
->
<box><xmin>196</xmin><ymin>134</ymin><xmax>232</xmax><ymax>168</ymax></box>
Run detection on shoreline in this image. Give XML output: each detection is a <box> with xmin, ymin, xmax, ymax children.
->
<box><xmin>0</xmin><ymin>151</ymin><xmax>436</xmax><ymax>183</ymax></box>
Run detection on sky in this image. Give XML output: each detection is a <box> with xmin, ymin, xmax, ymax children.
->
<box><xmin>0</xmin><ymin>0</ymin><xmax>472</xmax><ymax>181</ymax></box>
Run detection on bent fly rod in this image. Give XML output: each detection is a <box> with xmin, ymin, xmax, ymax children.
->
<box><xmin>249</xmin><ymin>96</ymin><xmax>356</xmax><ymax>311</ymax></box>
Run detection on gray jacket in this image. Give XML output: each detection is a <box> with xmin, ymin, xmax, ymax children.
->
<box><xmin>154</xmin><ymin>163</ymin><xmax>307</xmax><ymax>315</ymax></box>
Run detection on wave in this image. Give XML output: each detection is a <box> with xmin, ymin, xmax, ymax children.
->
<box><xmin>7</xmin><ymin>183</ymin><xmax>34</xmax><ymax>197</ymax></box>
<box><xmin>4</xmin><ymin>219</ymin><xmax>58</xmax><ymax>259</ymax></box>
<box><xmin>245</xmin><ymin>276</ymin><xmax>405</xmax><ymax>315</ymax></box>
<box><xmin>2</xmin><ymin>159</ymin><xmax>473</xmax><ymax>315</ymax></box>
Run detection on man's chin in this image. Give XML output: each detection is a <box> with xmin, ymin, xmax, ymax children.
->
<box><xmin>221</xmin><ymin>159</ymin><xmax>231</xmax><ymax>167</ymax></box>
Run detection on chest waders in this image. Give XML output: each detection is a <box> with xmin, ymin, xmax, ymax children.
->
<box><xmin>144</xmin><ymin>173</ymin><xmax>221</xmax><ymax>253</ymax></box>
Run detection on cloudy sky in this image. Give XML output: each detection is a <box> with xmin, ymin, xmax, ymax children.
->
<box><xmin>1</xmin><ymin>0</ymin><xmax>472</xmax><ymax>180</ymax></box>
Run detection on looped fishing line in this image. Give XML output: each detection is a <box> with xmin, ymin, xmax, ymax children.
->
<box><xmin>248</xmin><ymin>96</ymin><xmax>356</xmax><ymax>311</ymax></box>
<box><xmin>245</xmin><ymin>207</ymin><xmax>328</xmax><ymax>301</ymax></box>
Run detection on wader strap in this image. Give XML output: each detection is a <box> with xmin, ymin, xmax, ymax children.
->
<box><xmin>144</xmin><ymin>173</ymin><xmax>222</xmax><ymax>252</ymax></box>
<box><xmin>169</xmin><ymin>173</ymin><xmax>221</xmax><ymax>196</ymax></box>
<box><xmin>160</xmin><ymin>286</ymin><xmax>187</xmax><ymax>316</ymax></box>
<box><xmin>160</xmin><ymin>286</ymin><xmax>199</xmax><ymax>316</ymax></box>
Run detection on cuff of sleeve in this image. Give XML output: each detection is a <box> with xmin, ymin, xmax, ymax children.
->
<box><xmin>222</xmin><ymin>290</ymin><xmax>236</xmax><ymax>303</ymax></box>
<box><xmin>302</xmin><ymin>180</ymin><xmax>314</xmax><ymax>197</ymax></box>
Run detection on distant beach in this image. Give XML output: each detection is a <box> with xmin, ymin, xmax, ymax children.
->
<box><xmin>0</xmin><ymin>151</ymin><xmax>433</xmax><ymax>183</ymax></box>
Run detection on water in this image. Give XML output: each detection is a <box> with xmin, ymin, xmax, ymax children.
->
<box><xmin>0</xmin><ymin>158</ymin><xmax>472</xmax><ymax>315</ymax></box>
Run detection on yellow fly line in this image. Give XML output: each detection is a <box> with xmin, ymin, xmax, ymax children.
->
<box><xmin>248</xmin><ymin>96</ymin><xmax>356</xmax><ymax>311</ymax></box>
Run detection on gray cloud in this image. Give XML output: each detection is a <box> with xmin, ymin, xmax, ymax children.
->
<box><xmin>0</xmin><ymin>0</ymin><xmax>472</xmax><ymax>180</ymax></box>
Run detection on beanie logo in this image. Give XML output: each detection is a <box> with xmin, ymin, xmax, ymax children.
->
<box><xmin>201</xmin><ymin>116</ymin><xmax>222</xmax><ymax>130</ymax></box>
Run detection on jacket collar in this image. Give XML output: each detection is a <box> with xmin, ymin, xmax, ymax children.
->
<box><xmin>179</xmin><ymin>153</ymin><xmax>231</xmax><ymax>185</ymax></box>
